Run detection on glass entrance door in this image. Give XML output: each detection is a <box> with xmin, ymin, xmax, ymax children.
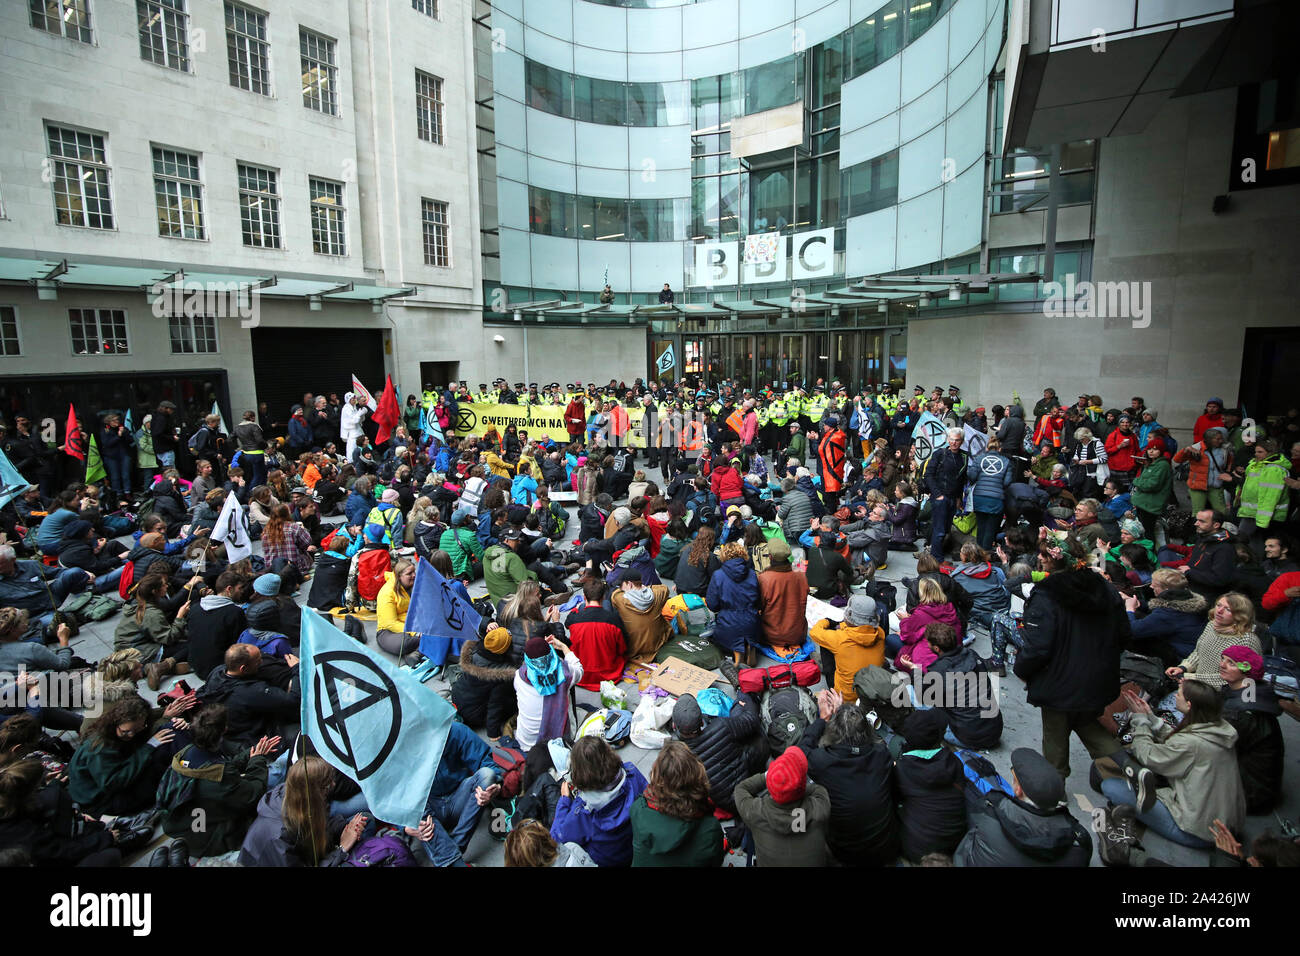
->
<box><xmin>778</xmin><ymin>333</ymin><xmax>803</xmax><ymax>388</ymax></box>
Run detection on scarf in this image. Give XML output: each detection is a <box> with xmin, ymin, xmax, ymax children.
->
<box><xmin>520</xmin><ymin>652</ymin><xmax>571</xmax><ymax>743</ymax></box>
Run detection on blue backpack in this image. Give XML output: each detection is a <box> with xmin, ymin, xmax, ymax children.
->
<box><xmin>954</xmin><ymin>748</ymin><xmax>1014</xmax><ymax>797</ymax></box>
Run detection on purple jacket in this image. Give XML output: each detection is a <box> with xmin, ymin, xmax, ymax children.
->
<box><xmin>550</xmin><ymin>762</ymin><xmax>648</xmax><ymax>867</ymax></box>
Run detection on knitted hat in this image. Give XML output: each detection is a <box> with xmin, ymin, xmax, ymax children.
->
<box><xmin>1010</xmin><ymin>748</ymin><xmax>1065</xmax><ymax>807</ymax></box>
<box><xmin>253</xmin><ymin>573</ymin><xmax>282</xmax><ymax>597</ymax></box>
<box><xmin>381</xmin><ymin>488</ymin><xmax>400</xmax><ymax>504</ymax></box>
<box><xmin>523</xmin><ymin>636</ymin><xmax>549</xmax><ymax>659</ymax></box>
<box><xmin>245</xmin><ymin>600</ymin><xmax>281</xmax><ymax>629</ymax></box>
<box><xmin>1144</xmin><ymin>436</ymin><xmax>1166</xmax><ymax>454</ymax></box>
<box><xmin>483</xmin><ymin>626</ymin><xmax>511</xmax><ymax>656</ymax></box>
<box><xmin>902</xmin><ymin>708</ymin><xmax>949</xmax><ymax>750</ymax></box>
<box><xmin>766</xmin><ymin>746</ymin><xmax>808</xmax><ymax>805</ymax></box>
<box><xmin>672</xmin><ymin>694</ymin><xmax>703</xmax><ymax>736</ymax></box>
<box><xmin>1120</xmin><ymin>518</ymin><xmax>1145</xmax><ymax>538</ymax></box>
<box><xmin>845</xmin><ymin>594</ymin><xmax>878</xmax><ymax>627</ymax></box>
<box><xmin>1222</xmin><ymin>644</ymin><xmax>1264</xmax><ymax>680</ymax></box>
<box><xmin>364</xmin><ymin>523</ymin><xmax>387</xmax><ymax>542</ymax></box>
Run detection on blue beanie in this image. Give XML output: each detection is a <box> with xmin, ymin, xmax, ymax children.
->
<box><xmin>253</xmin><ymin>573</ymin><xmax>281</xmax><ymax>596</ymax></box>
<box><xmin>364</xmin><ymin>523</ymin><xmax>386</xmax><ymax>543</ymax></box>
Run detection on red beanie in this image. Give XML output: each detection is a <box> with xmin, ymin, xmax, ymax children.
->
<box><xmin>766</xmin><ymin>746</ymin><xmax>808</xmax><ymax>805</ymax></box>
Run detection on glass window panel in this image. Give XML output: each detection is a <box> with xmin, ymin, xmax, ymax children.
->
<box><xmin>849</xmin><ymin>0</ymin><xmax>902</xmax><ymax>80</ymax></box>
<box><xmin>525</xmin><ymin>60</ymin><xmax>571</xmax><ymax>117</ymax></box>
<box><xmin>744</xmin><ymin>53</ymin><xmax>803</xmax><ymax>114</ymax></box>
<box><xmin>573</xmin><ymin>75</ymin><xmax>625</xmax><ymax>126</ymax></box>
<box><xmin>750</xmin><ymin>167</ymin><xmax>792</xmax><ymax>232</ymax></box>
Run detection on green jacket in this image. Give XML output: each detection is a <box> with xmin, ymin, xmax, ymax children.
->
<box><xmin>439</xmin><ymin>527</ymin><xmax>483</xmax><ymax>577</ymax></box>
<box><xmin>1237</xmin><ymin>454</ymin><xmax>1289</xmax><ymax>528</ymax></box>
<box><xmin>157</xmin><ymin>745</ymin><xmax>269</xmax><ymax>857</ymax></box>
<box><xmin>654</xmin><ymin>535</ymin><xmax>685</xmax><ymax>580</ymax></box>
<box><xmin>784</xmin><ymin>431</ymin><xmax>807</xmax><ymax>463</ymax></box>
<box><xmin>1130</xmin><ymin>458</ymin><xmax>1173</xmax><ymax>514</ymax></box>
<box><xmin>67</xmin><ymin>739</ymin><xmax>157</xmax><ymax>817</ymax></box>
<box><xmin>114</xmin><ymin>603</ymin><xmax>187</xmax><ymax>661</ymax></box>
<box><xmin>630</xmin><ymin>795</ymin><xmax>725</xmax><ymax>867</ymax></box>
<box><xmin>1108</xmin><ymin>537</ymin><xmax>1158</xmax><ymax>567</ymax></box>
<box><xmin>483</xmin><ymin>544</ymin><xmax>535</xmax><ymax>603</ymax></box>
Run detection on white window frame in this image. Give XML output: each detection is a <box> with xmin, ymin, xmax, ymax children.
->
<box><xmin>422</xmin><ymin>198</ymin><xmax>450</xmax><ymax>267</ymax></box>
<box><xmin>0</xmin><ymin>306</ymin><xmax>23</xmax><ymax>357</ymax></box>
<box><xmin>138</xmin><ymin>0</ymin><xmax>191</xmax><ymax>73</ymax></box>
<box><xmin>237</xmin><ymin>162</ymin><xmax>281</xmax><ymax>249</ymax></box>
<box><xmin>309</xmin><ymin>176</ymin><xmax>347</xmax><ymax>256</ymax></box>
<box><xmin>152</xmin><ymin>145</ymin><xmax>206</xmax><ymax>240</ymax></box>
<box><xmin>225</xmin><ymin>1</ymin><xmax>271</xmax><ymax>96</ymax></box>
<box><xmin>416</xmin><ymin>70</ymin><xmax>445</xmax><ymax>145</ymax></box>
<box><xmin>46</xmin><ymin>123</ymin><xmax>114</xmax><ymax>230</ymax></box>
<box><xmin>68</xmin><ymin>308</ymin><xmax>130</xmax><ymax>356</ymax></box>
<box><xmin>412</xmin><ymin>0</ymin><xmax>437</xmax><ymax>18</ymax></box>
<box><xmin>30</xmin><ymin>0</ymin><xmax>93</xmax><ymax>43</ymax></box>
<box><xmin>300</xmin><ymin>27</ymin><xmax>339</xmax><ymax>116</ymax></box>
<box><xmin>167</xmin><ymin>313</ymin><xmax>219</xmax><ymax>354</ymax></box>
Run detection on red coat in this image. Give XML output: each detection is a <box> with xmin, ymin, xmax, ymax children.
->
<box><xmin>1193</xmin><ymin>412</ymin><xmax>1224</xmax><ymax>444</ymax></box>
<box><xmin>565</xmin><ymin>603</ymin><xmax>627</xmax><ymax>690</ymax></box>
<box><xmin>1105</xmin><ymin>428</ymin><xmax>1140</xmax><ymax>472</ymax></box>
<box><xmin>564</xmin><ymin>399</ymin><xmax>586</xmax><ymax>438</ymax></box>
<box><xmin>710</xmin><ymin>466</ymin><xmax>743</xmax><ymax>503</ymax></box>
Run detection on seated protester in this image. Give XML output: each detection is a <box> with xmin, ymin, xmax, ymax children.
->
<box><xmin>515</xmin><ymin>636</ymin><xmax>583</xmax><ymax>752</ymax></box>
<box><xmin>550</xmin><ymin>735</ymin><xmax>648</xmax><ymax>868</ymax></box>
<box><xmin>222</xmin><ymin>467</ymin><xmax>251</xmax><ymax>506</ymax></box>
<box><xmin>56</xmin><ymin>519</ymin><xmax>126</xmax><ymax>594</ymax></box>
<box><xmin>803</xmin><ymin>520</ymin><xmax>852</xmax><ymax>600</ymax></box>
<box><xmin>33</xmin><ymin>492</ymin><xmax>81</xmax><ymax>555</ymax></box>
<box><xmin>610</xmin><ymin>570</ymin><xmax>671</xmax><ymax>663</ymax></box>
<box><xmin>842</xmin><ymin>502</ymin><xmax>893</xmax><ymax>572</ymax></box>
<box><xmin>133</xmin><ymin>512</ymin><xmax>204</xmax><ymax>559</ymax></box>
<box><xmin>238</xmin><ymin>600</ymin><xmax>293</xmax><ymax>659</ymax></box>
<box><xmin>421</xmin><ymin>721</ymin><xmax>500</xmax><ymax>866</ymax></box>
<box><xmin>1262</xmin><ymin>534</ymin><xmax>1298</xmax><ymax>580</ymax></box>
<box><xmin>1217</xmin><ymin>646</ymin><xmax>1284</xmax><ymax>815</ymax></box>
<box><xmin>798</xmin><ymin>693</ymin><xmax>900</xmax><ymax>867</ymax></box>
<box><xmin>810</xmin><ymin>594</ymin><xmax>886</xmax><ymax>703</ymax></box>
<box><xmin>155</xmin><ymin>704</ymin><xmax>276</xmax><ymax>858</ymax></box>
<box><xmin>687</xmin><ymin>477</ymin><xmax>721</xmax><ymax>533</ymax></box>
<box><xmin>924</xmin><ymin>622</ymin><xmax>1003</xmax><ymax>750</ymax></box>
<box><xmin>452</xmin><ymin>626</ymin><xmax>519</xmax><ymax>745</ymax></box>
<box><xmin>439</xmin><ymin>511</ymin><xmax>484</xmax><ymax>581</ymax></box>
<box><xmin>1070</xmin><ymin>498</ymin><xmax>1120</xmax><ymax>553</ymax></box>
<box><xmin>192</xmin><ymin>489</ymin><xmax>226</xmax><ymax>534</ymax></box>
<box><xmin>1100</xmin><ymin>478</ymin><xmax>1133</xmax><ymax>523</ymax></box>
<box><xmin>1121</xmin><ymin>568</ymin><xmax>1206</xmax><ymax>666</ymax></box>
<box><xmin>1167</xmin><ymin>592</ymin><xmax>1262</xmax><ymax>689</ymax></box>
<box><xmin>717</xmin><ymin>504</ymin><xmax>748</xmax><ymax>546</ymax></box>
<box><xmin>365</xmin><ymin>489</ymin><xmax>406</xmax><ymax>548</ymax></box>
<box><xmin>248</xmin><ymin>573</ymin><xmax>302</xmax><ymax>645</ymax></box>
<box><xmin>239</xmin><ymin>755</ymin><xmax>368</xmax><ymax>867</ymax></box>
<box><xmin>375</xmin><ymin>560</ymin><xmax>419</xmax><ymax>663</ymax></box>
<box><xmin>0</xmin><ymin>758</ymin><xmax>130</xmax><ymax>867</ymax></box>
<box><xmin>890</xmin><ymin>577</ymin><xmax>963</xmax><ymax>674</ymax></box>
<box><xmin>887</xmin><ymin>482</ymin><xmax>920</xmax><ymax>551</ymax></box>
<box><xmin>674</xmin><ymin>527</ymin><xmax>721</xmax><ymax>598</ymax></box>
<box><xmin>734</xmin><ymin>744</ymin><xmax>831</xmax><ymax>867</ymax></box>
<box><xmin>410</xmin><ymin>504</ymin><xmax>446</xmax><ymax>561</ymax></box>
<box><xmin>654</xmin><ymin>518</ymin><xmax>689</xmax><ymax>582</ymax></box>
<box><xmin>260</xmin><ymin>505</ymin><xmax>315</xmax><ymax>589</ymax></box>
<box><xmin>344</xmin><ymin>477</ymin><xmax>377</xmax><ymax>529</ymax></box>
<box><xmin>505</xmin><ymin>818</ymin><xmax>596</xmax><ymax>867</ymax></box>
<box><xmin>188</xmin><ymin>571</ymin><xmax>251</xmax><ymax>677</ymax></box>
<box><xmin>903</xmin><ymin>551</ymin><xmax>975</xmax><ymax>626</ymax></box>
<box><xmin>67</xmin><ymin>697</ymin><xmax>178</xmax><ymax>817</ymax></box>
<box><xmin>114</xmin><ymin>571</ymin><xmax>193</xmax><ymax>690</ymax></box>
<box><xmin>955</xmin><ymin>747</ymin><xmax>1092</xmax><ymax>867</ymax></box>
<box><xmin>197</xmin><ymin>644</ymin><xmax>300</xmax><ymax>747</ymax></box>
<box><xmin>306</xmin><ymin>536</ymin><xmax>351</xmax><ymax>611</ymax></box>
<box><xmin>1230</xmin><ymin>544</ymin><xmax>1271</xmax><ymax>605</ymax></box>
<box><xmin>1104</xmin><ymin>517</ymin><xmax>1159</xmax><ymax>567</ymax></box>
<box><xmin>125</xmin><ymin>531</ymin><xmax>187</xmax><ymax>588</ymax></box>
<box><xmin>11</xmin><ymin>484</ymin><xmax>49</xmax><ymax>528</ymax></box>
<box><xmin>631</xmin><ymin>741</ymin><xmax>725</xmax><ymax>868</ymax></box>
<box><xmin>949</xmin><ymin>542</ymin><xmax>1012</xmax><ymax>629</ymax></box>
<box><xmin>577</xmin><ymin>494</ymin><xmax>613</xmax><ymax>545</ymax></box>
<box><xmin>1095</xmin><ymin>680</ymin><xmax>1247</xmax><ymax>863</ymax></box>
<box><xmin>344</xmin><ymin>524</ymin><xmax>394</xmax><ymax>612</ymax></box>
<box><xmin>670</xmin><ymin>692</ymin><xmax>766</xmax><ymax>816</ymax></box>
<box><xmin>894</xmin><ymin>709</ymin><xmax>968</xmax><ymax>863</ymax></box>
<box><xmin>0</xmin><ymin>544</ymin><xmax>96</xmax><ymax>624</ymax></box>
<box><xmin>1160</xmin><ymin>509</ymin><xmax>1235</xmax><ymax>603</ymax></box>
<box><xmin>0</xmin><ymin>608</ymin><xmax>74</xmax><ymax>674</ymax></box>
<box><xmin>540</xmin><ymin>453</ymin><xmax>570</xmax><ymax>492</ymax></box>
<box><xmin>512</xmin><ymin>459</ymin><xmax>539</xmax><ymax>506</ymax></box>
<box><xmin>498</xmin><ymin>580</ymin><xmax>564</xmax><ymax>659</ymax></box>
<box><xmin>247</xmin><ymin>485</ymin><xmax>281</xmax><ymax>534</ymax></box>
<box><xmin>706</xmin><ymin>541</ymin><xmax>761</xmax><ymax>664</ymax></box>
<box><xmin>565</xmin><ymin>578</ymin><xmax>627</xmax><ymax>691</ymax></box>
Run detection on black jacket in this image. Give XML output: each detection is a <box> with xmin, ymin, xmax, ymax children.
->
<box><xmin>188</xmin><ymin>597</ymin><xmax>248</xmax><ymax>677</ymax></box>
<box><xmin>306</xmin><ymin>552</ymin><xmax>350</xmax><ymax>611</ymax></box>
<box><xmin>1183</xmin><ymin>534</ymin><xmax>1237</xmax><ymax>600</ymax></box>
<box><xmin>924</xmin><ymin>447</ymin><xmax>967</xmax><ymax>500</ymax></box>
<box><xmin>450</xmin><ymin>639</ymin><xmax>518</xmax><ymax>735</ymax></box>
<box><xmin>926</xmin><ymin>645</ymin><xmax>1003</xmax><ymax>750</ymax></box>
<box><xmin>904</xmin><ymin>571</ymin><xmax>974</xmax><ymax>626</ymax></box>
<box><xmin>798</xmin><ymin>718</ymin><xmax>899</xmax><ymax>866</ymax></box>
<box><xmin>197</xmin><ymin>664</ymin><xmax>301</xmax><ymax>746</ymax></box>
<box><xmin>1015</xmin><ymin>568</ymin><xmax>1127</xmax><ymax>713</ymax></box>
<box><xmin>57</xmin><ymin>539</ymin><xmax>121</xmax><ymax>575</ymax></box>
<box><xmin>995</xmin><ymin>405</ymin><xmax>1026</xmax><ymax>453</ymax></box>
<box><xmin>0</xmin><ymin>783</ymin><xmax>116</xmax><ymax>866</ymax></box>
<box><xmin>1222</xmin><ymin>683</ymin><xmax>1284</xmax><ymax>814</ymax></box>
<box><xmin>894</xmin><ymin>747</ymin><xmax>967</xmax><ymax>862</ymax></box>
<box><xmin>806</xmin><ymin>545</ymin><xmax>851</xmax><ymax>600</ymax></box>
<box><xmin>955</xmin><ymin>791</ymin><xmax>1092</xmax><ymax>867</ymax></box>
<box><xmin>677</xmin><ymin>693</ymin><xmax>762</xmax><ymax>815</ymax></box>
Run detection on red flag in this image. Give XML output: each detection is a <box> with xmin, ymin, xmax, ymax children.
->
<box><xmin>373</xmin><ymin>375</ymin><xmax>401</xmax><ymax>445</ymax></box>
<box><xmin>65</xmin><ymin>404</ymin><xmax>86</xmax><ymax>461</ymax></box>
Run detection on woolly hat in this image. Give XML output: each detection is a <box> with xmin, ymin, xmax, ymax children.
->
<box><xmin>766</xmin><ymin>746</ymin><xmax>808</xmax><ymax>805</ymax></box>
<box><xmin>672</xmin><ymin>694</ymin><xmax>703</xmax><ymax>736</ymax></box>
<box><xmin>845</xmin><ymin>594</ymin><xmax>878</xmax><ymax>627</ymax></box>
<box><xmin>1119</xmin><ymin>518</ymin><xmax>1145</xmax><ymax>538</ymax></box>
<box><xmin>253</xmin><ymin>573</ymin><xmax>282</xmax><ymax>597</ymax></box>
<box><xmin>364</xmin><ymin>523</ymin><xmax>387</xmax><ymax>543</ymax></box>
<box><xmin>1222</xmin><ymin>644</ymin><xmax>1264</xmax><ymax>680</ymax></box>
<box><xmin>381</xmin><ymin>488</ymin><xmax>401</xmax><ymax>504</ymax></box>
<box><xmin>483</xmin><ymin>626</ymin><xmax>512</xmax><ymax>656</ymax></box>
<box><xmin>902</xmin><ymin>708</ymin><xmax>949</xmax><ymax>750</ymax></box>
<box><xmin>523</xmin><ymin>636</ymin><xmax>549</xmax><ymax>659</ymax></box>
<box><xmin>1010</xmin><ymin>748</ymin><xmax>1065</xmax><ymax>807</ymax></box>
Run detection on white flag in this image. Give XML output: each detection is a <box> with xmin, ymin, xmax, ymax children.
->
<box><xmin>210</xmin><ymin>492</ymin><xmax>252</xmax><ymax>562</ymax></box>
<box><xmin>211</xmin><ymin>401</ymin><xmax>229</xmax><ymax>436</ymax></box>
<box><xmin>352</xmin><ymin>374</ymin><xmax>377</xmax><ymax>412</ymax></box>
<box><xmin>962</xmin><ymin>423</ymin><xmax>988</xmax><ymax>456</ymax></box>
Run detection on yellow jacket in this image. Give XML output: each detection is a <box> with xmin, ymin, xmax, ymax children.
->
<box><xmin>484</xmin><ymin>451</ymin><xmax>514</xmax><ymax>478</ymax></box>
<box><xmin>376</xmin><ymin>572</ymin><xmax>411</xmax><ymax>634</ymax></box>
<box><xmin>809</xmin><ymin>618</ymin><xmax>886</xmax><ymax>702</ymax></box>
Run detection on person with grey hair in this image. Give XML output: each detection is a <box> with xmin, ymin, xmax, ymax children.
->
<box><xmin>923</xmin><ymin>428</ymin><xmax>969</xmax><ymax>559</ymax></box>
<box><xmin>1068</xmin><ymin>426</ymin><xmax>1109</xmax><ymax>499</ymax></box>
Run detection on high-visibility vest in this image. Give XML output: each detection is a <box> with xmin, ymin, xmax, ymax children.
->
<box><xmin>725</xmin><ymin>409</ymin><xmax>744</xmax><ymax>434</ymax></box>
<box><xmin>682</xmin><ymin>420</ymin><xmax>706</xmax><ymax>452</ymax></box>
<box><xmin>768</xmin><ymin>401</ymin><xmax>788</xmax><ymax>426</ymax></box>
<box><xmin>756</xmin><ymin>406</ymin><xmax>770</xmax><ymax>427</ymax></box>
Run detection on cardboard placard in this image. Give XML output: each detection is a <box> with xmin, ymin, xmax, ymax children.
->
<box><xmin>652</xmin><ymin>656</ymin><xmax>717</xmax><ymax>697</ymax></box>
<box><xmin>549</xmin><ymin>490</ymin><xmax>578</xmax><ymax>503</ymax></box>
<box><xmin>805</xmin><ymin>595</ymin><xmax>845</xmax><ymax>630</ymax></box>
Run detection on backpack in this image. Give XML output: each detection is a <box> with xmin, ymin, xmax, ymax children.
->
<box><xmin>491</xmin><ymin>744</ymin><xmax>528</xmax><ymax>799</ymax></box>
<box><xmin>576</xmin><ymin>706</ymin><xmax>633</xmax><ymax>748</ymax></box>
<box><xmin>668</xmin><ymin>593</ymin><xmax>715</xmax><ymax>639</ymax></box>
<box><xmin>79</xmin><ymin>594</ymin><xmax>122</xmax><ymax>622</ymax></box>
<box><xmin>654</xmin><ymin>635</ymin><xmax>722</xmax><ymax>671</ymax></box>
<box><xmin>135</xmin><ymin>497</ymin><xmax>158</xmax><ymax>523</ymax></box>
<box><xmin>186</xmin><ymin>427</ymin><xmax>208</xmax><ymax>456</ymax></box>
<box><xmin>1119</xmin><ymin>650</ymin><xmax>1173</xmax><ymax>698</ymax></box>
<box><xmin>118</xmin><ymin>559</ymin><xmax>135</xmax><ymax>600</ymax></box>
<box><xmin>539</xmin><ymin>502</ymin><xmax>567</xmax><ymax>539</ymax></box>
<box><xmin>954</xmin><ymin>748</ymin><xmax>1015</xmax><ymax>797</ymax></box>
<box><xmin>740</xmin><ymin>659</ymin><xmax>820</xmax><ymax>695</ymax></box>
<box><xmin>759</xmin><ymin>684</ymin><xmax>818</xmax><ymax>751</ymax></box>
<box><xmin>355</xmin><ymin>548</ymin><xmax>392</xmax><ymax>603</ymax></box>
<box><xmin>343</xmin><ymin>833</ymin><xmax>417</xmax><ymax>867</ymax></box>
<box><xmin>864</xmin><ymin>578</ymin><xmax>897</xmax><ymax>616</ymax></box>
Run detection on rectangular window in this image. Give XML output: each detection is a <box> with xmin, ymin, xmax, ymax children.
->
<box><xmin>528</xmin><ymin>186</ymin><xmax>575</xmax><ymax>238</ymax></box>
<box><xmin>153</xmin><ymin>146</ymin><xmax>205</xmax><ymax>240</ymax></box>
<box><xmin>843</xmin><ymin>149</ymin><xmax>899</xmax><ymax>217</ymax></box>
<box><xmin>300</xmin><ymin>28</ymin><xmax>338</xmax><ymax>115</ymax></box>
<box><xmin>848</xmin><ymin>0</ymin><xmax>902</xmax><ymax>80</ymax></box>
<box><xmin>0</xmin><ymin>307</ymin><xmax>21</xmax><ymax>356</ymax></box>
<box><xmin>225</xmin><ymin>2</ymin><xmax>271</xmax><ymax>95</ymax></box>
<box><xmin>167</xmin><ymin>314</ymin><xmax>218</xmax><ymax>353</ymax></box>
<box><xmin>30</xmin><ymin>0</ymin><xmax>92</xmax><ymax>43</ymax></box>
<box><xmin>422</xmin><ymin>199</ymin><xmax>450</xmax><ymax>266</ymax></box>
<box><xmin>47</xmin><ymin>125</ymin><xmax>114</xmax><ymax>230</ymax></box>
<box><xmin>574</xmin><ymin>75</ymin><xmax>626</xmax><ymax>126</ymax></box>
<box><xmin>309</xmin><ymin>177</ymin><xmax>346</xmax><ymax>255</ymax></box>
<box><xmin>525</xmin><ymin>60</ymin><xmax>572</xmax><ymax>118</ymax></box>
<box><xmin>412</xmin><ymin>0</ymin><xmax>436</xmax><ymax>15</ymax></box>
<box><xmin>416</xmin><ymin>70</ymin><xmax>444</xmax><ymax>144</ymax></box>
<box><xmin>69</xmin><ymin>308</ymin><xmax>129</xmax><ymax>355</ymax></box>
<box><xmin>138</xmin><ymin>0</ymin><xmax>190</xmax><ymax>71</ymax></box>
<box><xmin>237</xmin><ymin>162</ymin><xmax>280</xmax><ymax>248</ymax></box>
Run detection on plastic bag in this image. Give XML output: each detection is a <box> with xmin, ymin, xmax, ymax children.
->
<box><xmin>599</xmin><ymin>680</ymin><xmax>627</xmax><ymax>709</ymax></box>
<box><xmin>630</xmin><ymin>694</ymin><xmax>672</xmax><ymax>750</ymax></box>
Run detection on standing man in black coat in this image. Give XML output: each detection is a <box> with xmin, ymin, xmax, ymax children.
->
<box><xmin>1014</xmin><ymin>537</ymin><xmax>1127</xmax><ymax>779</ymax></box>
<box><xmin>923</xmin><ymin>427</ymin><xmax>968</xmax><ymax>559</ymax></box>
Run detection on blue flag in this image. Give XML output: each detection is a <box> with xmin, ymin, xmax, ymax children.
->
<box><xmin>299</xmin><ymin>610</ymin><xmax>454</xmax><ymax>828</ymax></box>
<box><xmin>0</xmin><ymin>447</ymin><xmax>28</xmax><ymax>509</ymax></box>
<box><xmin>406</xmin><ymin>560</ymin><xmax>480</xmax><ymax>666</ymax></box>
<box><xmin>423</xmin><ymin>404</ymin><xmax>445</xmax><ymax>447</ymax></box>
<box><xmin>124</xmin><ymin>408</ymin><xmax>133</xmax><ymax>433</ymax></box>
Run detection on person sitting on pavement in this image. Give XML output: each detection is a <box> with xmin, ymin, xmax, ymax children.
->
<box><xmin>630</xmin><ymin>740</ymin><xmax>725</xmax><ymax>868</ymax></box>
<box><xmin>734</xmin><ymin>744</ymin><xmax>831</xmax><ymax>867</ymax></box>
<box><xmin>550</xmin><ymin>735</ymin><xmax>648</xmax><ymax>868</ymax></box>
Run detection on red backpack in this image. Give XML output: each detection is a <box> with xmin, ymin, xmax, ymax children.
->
<box><xmin>118</xmin><ymin>560</ymin><xmax>135</xmax><ymax>601</ymax></box>
<box><xmin>355</xmin><ymin>549</ymin><xmax>392</xmax><ymax>603</ymax></box>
